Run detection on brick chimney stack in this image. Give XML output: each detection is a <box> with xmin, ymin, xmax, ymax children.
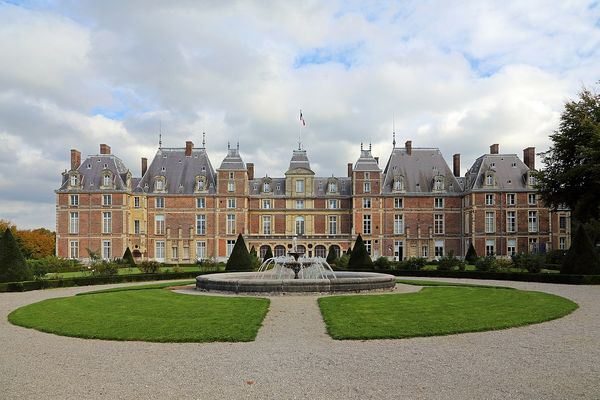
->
<box><xmin>141</xmin><ymin>157</ymin><xmax>148</xmax><ymax>176</ymax></box>
<box><xmin>70</xmin><ymin>149</ymin><xmax>81</xmax><ymax>170</ymax></box>
<box><xmin>185</xmin><ymin>141</ymin><xmax>193</xmax><ymax>157</ymax></box>
<box><xmin>100</xmin><ymin>144</ymin><xmax>111</xmax><ymax>155</ymax></box>
<box><xmin>347</xmin><ymin>163</ymin><xmax>353</xmax><ymax>177</ymax></box>
<box><xmin>453</xmin><ymin>154</ymin><xmax>460</xmax><ymax>177</ymax></box>
<box><xmin>405</xmin><ymin>140</ymin><xmax>412</xmax><ymax>155</ymax></box>
<box><xmin>490</xmin><ymin>143</ymin><xmax>499</xmax><ymax>154</ymax></box>
<box><xmin>247</xmin><ymin>163</ymin><xmax>254</xmax><ymax>180</ymax></box>
<box><xmin>523</xmin><ymin>147</ymin><xmax>535</xmax><ymax>170</ymax></box>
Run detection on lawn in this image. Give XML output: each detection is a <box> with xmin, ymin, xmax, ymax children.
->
<box><xmin>318</xmin><ymin>287</ymin><xmax>577</xmax><ymax>340</ymax></box>
<box><xmin>9</xmin><ymin>286</ymin><xmax>269</xmax><ymax>342</ymax></box>
<box><xmin>45</xmin><ymin>266</ymin><xmax>208</xmax><ymax>279</ymax></box>
<box><xmin>395</xmin><ymin>279</ymin><xmax>511</xmax><ymax>289</ymax></box>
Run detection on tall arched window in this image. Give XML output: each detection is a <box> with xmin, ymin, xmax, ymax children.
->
<box><xmin>274</xmin><ymin>245</ymin><xmax>286</xmax><ymax>257</ymax></box>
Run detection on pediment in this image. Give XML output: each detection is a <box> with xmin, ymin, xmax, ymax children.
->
<box><xmin>285</xmin><ymin>167</ymin><xmax>315</xmax><ymax>176</ymax></box>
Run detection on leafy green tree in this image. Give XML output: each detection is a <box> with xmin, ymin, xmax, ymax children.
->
<box><xmin>465</xmin><ymin>243</ymin><xmax>478</xmax><ymax>264</ymax></box>
<box><xmin>561</xmin><ymin>225</ymin><xmax>600</xmax><ymax>274</ymax></box>
<box><xmin>537</xmin><ymin>86</ymin><xmax>600</xmax><ymax>222</ymax></box>
<box><xmin>348</xmin><ymin>234</ymin><xmax>373</xmax><ymax>270</ymax></box>
<box><xmin>122</xmin><ymin>247</ymin><xmax>135</xmax><ymax>267</ymax></box>
<box><xmin>263</xmin><ymin>246</ymin><xmax>273</xmax><ymax>262</ymax></box>
<box><xmin>226</xmin><ymin>234</ymin><xmax>252</xmax><ymax>271</ymax></box>
<box><xmin>326</xmin><ymin>245</ymin><xmax>337</xmax><ymax>264</ymax></box>
<box><xmin>0</xmin><ymin>228</ymin><xmax>33</xmax><ymax>283</ymax></box>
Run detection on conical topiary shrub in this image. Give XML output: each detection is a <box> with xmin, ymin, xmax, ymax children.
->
<box><xmin>326</xmin><ymin>245</ymin><xmax>337</xmax><ymax>264</ymax></box>
<box><xmin>263</xmin><ymin>246</ymin><xmax>273</xmax><ymax>262</ymax></box>
<box><xmin>465</xmin><ymin>243</ymin><xmax>478</xmax><ymax>264</ymax></box>
<box><xmin>0</xmin><ymin>228</ymin><xmax>33</xmax><ymax>283</ymax></box>
<box><xmin>561</xmin><ymin>225</ymin><xmax>600</xmax><ymax>274</ymax></box>
<box><xmin>226</xmin><ymin>234</ymin><xmax>252</xmax><ymax>271</ymax></box>
<box><xmin>348</xmin><ymin>234</ymin><xmax>373</xmax><ymax>270</ymax></box>
<box><xmin>123</xmin><ymin>247</ymin><xmax>135</xmax><ymax>267</ymax></box>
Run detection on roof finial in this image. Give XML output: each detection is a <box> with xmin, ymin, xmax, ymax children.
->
<box><xmin>202</xmin><ymin>132</ymin><xmax>206</xmax><ymax>148</ymax></box>
<box><xmin>227</xmin><ymin>141</ymin><xmax>230</xmax><ymax>150</ymax></box>
<box><xmin>236</xmin><ymin>141</ymin><xmax>239</xmax><ymax>151</ymax></box>
<box><xmin>361</xmin><ymin>142</ymin><xmax>363</xmax><ymax>151</ymax></box>
<box><xmin>392</xmin><ymin>113</ymin><xmax>396</xmax><ymax>148</ymax></box>
<box><xmin>159</xmin><ymin>133</ymin><xmax>162</xmax><ymax>148</ymax></box>
<box><xmin>369</xmin><ymin>142</ymin><xmax>372</xmax><ymax>151</ymax></box>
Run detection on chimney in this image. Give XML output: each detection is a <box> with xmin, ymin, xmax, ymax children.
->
<box><xmin>490</xmin><ymin>144</ymin><xmax>499</xmax><ymax>154</ymax></box>
<box><xmin>405</xmin><ymin>140</ymin><xmax>412</xmax><ymax>156</ymax></box>
<box><xmin>453</xmin><ymin>154</ymin><xmax>460</xmax><ymax>177</ymax></box>
<box><xmin>247</xmin><ymin>163</ymin><xmax>254</xmax><ymax>180</ymax></box>
<box><xmin>141</xmin><ymin>157</ymin><xmax>148</xmax><ymax>177</ymax></box>
<box><xmin>347</xmin><ymin>163</ymin><xmax>353</xmax><ymax>177</ymax></box>
<box><xmin>523</xmin><ymin>147</ymin><xmax>535</xmax><ymax>170</ymax></box>
<box><xmin>185</xmin><ymin>141</ymin><xmax>193</xmax><ymax>157</ymax></box>
<box><xmin>374</xmin><ymin>157</ymin><xmax>379</xmax><ymax>165</ymax></box>
<box><xmin>100</xmin><ymin>144</ymin><xmax>111</xmax><ymax>155</ymax></box>
<box><xmin>70</xmin><ymin>149</ymin><xmax>81</xmax><ymax>170</ymax></box>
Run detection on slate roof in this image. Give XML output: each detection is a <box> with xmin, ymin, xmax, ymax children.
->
<box><xmin>465</xmin><ymin>153</ymin><xmax>532</xmax><ymax>192</ymax></box>
<box><xmin>58</xmin><ymin>154</ymin><xmax>130</xmax><ymax>192</ymax></box>
<box><xmin>354</xmin><ymin>148</ymin><xmax>381</xmax><ymax>171</ymax></box>
<box><xmin>219</xmin><ymin>147</ymin><xmax>245</xmax><ymax>170</ymax></box>
<box><xmin>286</xmin><ymin>149</ymin><xmax>313</xmax><ymax>173</ymax></box>
<box><xmin>249</xmin><ymin>177</ymin><xmax>286</xmax><ymax>196</ymax></box>
<box><xmin>382</xmin><ymin>147</ymin><xmax>461</xmax><ymax>194</ymax></box>
<box><xmin>134</xmin><ymin>147</ymin><xmax>216</xmax><ymax>194</ymax></box>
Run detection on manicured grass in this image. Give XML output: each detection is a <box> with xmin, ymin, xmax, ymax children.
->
<box><xmin>78</xmin><ymin>280</ymin><xmax>196</xmax><ymax>295</ymax></box>
<box><xmin>46</xmin><ymin>266</ymin><xmax>207</xmax><ymax>279</ymax></box>
<box><xmin>395</xmin><ymin>279</ymin><xmax>511</xmax><ymax>289</ymax></box>
<box><xmin>9</xmin><ymin>288</ymin><xmax>269</xmax><ymax>343</ymax></box>
<box><xmin>318</xmin><ymin>287</ymin><xmax>577</xmax><ymax>340</ymax></box>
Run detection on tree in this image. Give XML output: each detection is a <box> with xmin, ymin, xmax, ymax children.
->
<box><xmin>348</xmin><ymin>234</ymin><xmax>373</xmax><ymax>270</ymax></box>
<box><xmin>326</xmin><ymin>245</ymin><xmax>337</xmax><ymax>264</ymax></box>
<box><xmin>18</xmin><ymin>228</ymin><xmax>55</xmax><ymax>259</ymax></box>
<box><xmin>123</xmin><ymin>247</ymin><xmax>135</xmax><ymax>267</ymax></box>
<box><xmin>225</xmin><ymin>234</ymin><xmax>252</xmax><ymax>271</ymax></box>
<box><xmin>0</xmin><ymin>228</ymin><xmax>33</xmax><ymax>283</ymax></box>
<box><xmin>536</xmin><ymin>86</ymin><xmax>600</xmax><ymax>222</ymax></box>
<box><xmin>263</xmin><ymin>246</ymin><xmax>273</xmax><ymax>262</ymax></box>
<box><xmin>561</xmin><ymin>225</ymin><xmax>600</xmax><ymax>274</ymax></box>
<box><xmin>465</xmin><ymin>243</ymin><xmax>478</xmax><ymax>264</ymax></box>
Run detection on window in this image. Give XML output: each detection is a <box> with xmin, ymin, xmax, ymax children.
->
<box><xmin>486</xmin><ymin>239</ymin><xmax>495</xmax><ymax>256</ymax></box>
<box><xmin>485</xmin><ymin>212</ymin><xmax>495</xmax><ymax>233</ymax></box>
<box><xmin>69</xmin><ymin>212</ymin><xmax>79</xmax><ymax>234</ymax></box>
<box><xmin>263</xmin><ymin>181</ymin><xmax>271</xmax><ymax>192</ymax></box>
<box><xmin>364</xmin><ymin>240</ymin><xmax>372</xmax><ymax>255</ymax></box>
<box><xmin>485</xmin><ymin>194</ymin><xmax>494</xmax><ymax>206</ymax></box>
<box><xmin>507</xmin><ymin>239</ymin><xmax>517</xmax><ymax>256</ymax></box>
<box><xmin>226</xmin><ymin>240</ymin><xmax>235</xmax><ymax>257</ymax></box>
<box><xmin>295</xmin><ymin>179</ymin><xmax>304</xmax><ymax>193</ymax></box>
<box><xmin>434</xmin><ymin>198</ymin><xmax>444</xmax><ymax>209</ymax></box>
<box><xmin>315</xmin><ymin>245</ymin><xmax>327</xmax><ymax>258</ymax></box>
<box><xmin>433</xmin><ymin>177</ymin><xmax>444</xmax><ymax>191</ymax></box>
<box><xmin>196</xmin><ymin>215</ymin><xmax>206</xmax><ymax>235</ymax></box>
<box><xmin>434</xmin><ymin>240</ymin><xmax>444</xmax><ymax>257</ymax></box>
<box><xmin>171</xmin><ymin>246</ymin><xmax>178</xmax><ymax>260</ymax></box>
<box><xmin>134</xmin><ymin>220</ymin><xmax>140</xmax><ymax>234</ymax></box>
<box><xmin>197</xmin><ymin>179</ymin><xmax>205</xmax><ymax>191</ymax></box>
<box><xmin>183</xmin><ymin>246</ymin><xmax>189</xmax><ymax>260</ymax></box>
<box><xmin>196</xmin><ymin>241</ymin><xmax>206</xmax><ymax>259</ymax></box>
<box><xmin>274</xmin><ymin>245</ymin><xmax>286</xmax><ymax>257</ymax></box>
<box><xmin>263</xmin><ymin>216</ymin><xmax>271</xmax><ymax>235</ymax></box>
<box><xmin>528</xmin><ymin>194</ymin><xmax>537</xmax><ymax>205</ymax></box>
<box><xmin>529</xmin><ymin>238</ymin><xmax>538</xmax><ymax>253</ymax></box>
<box><xmin>197</xmin><ymin>197</ymin><xmax>205</xmax><ymax>208</ymax></box>
<box><xmin>134</xmin><ymin>196</ymin><xmax>140</xmax><ymax>208</ymax></box>
<box><xmin>228</xmin><ymin>181</ymin><xmax>235</xmax><ymax>192</ymax></box>
<box><xmin>102</xmin><ymin>194</ymin><xmax>112</xmax><ymax>206</ymax></box>
<box><xmin>507</xmin><ymin>193</ymin><xmax>516</xmax><ymax>206</ymax></box>
<box><xmin>155</xmin><ymin>215</ymin><xmax>165</xmax><ymax>235</ymax></box>
<box><xmin>262</xmin><ymin>199</ymin><xmax>271</xmax><ymax>209</ymax></box>
<box><xmin>227</xmin><ymin>198</ymin><xmax>236</xmax><ymax>208</ymax></box>
<box><xmin>328</xmin><ymin>182</ymin><xmax>337</xmax><ymax>193</ymax></box>
<box><xmin>393</xmin><ymin>176</ymin><xmax>404</xmax><ymax>191</ymax></box>
<box><xmin>528</xmin><ymin>175</ymin><xmax>536</xmax><ymax>186</ymax></box>
<box><xmin>295</xmin><ymin>199</ymin><xmax>305</xmax><ymax>209</ymax></box>
<box><xmin>507</xmin><ymin>211</ymin><xmax>516</xmax><ymax>233</ymax></box>
<box><xmin>394</xmin><ymin>214</ymin><xmax>404</xmax><ymax>235</ymax></box>
<box><xmin>559</xmin><ymin>237</ymin><xmax>566</xmax><ymax>250</ymax></box>
<box><xmin>155</xmin><ymin>240</ymin><xmax>165</xmax><ymax>261</ymax></box>
<box><xmin>328</xmin><ymin>199</ymin><xmax>338</xmax><ymax>209</ymax></box>
<box><xmin>434</xmin><ymin>214</ymin><xmax>444</xmax><ymax>234</ymax></box>
<box><xmin>528</xmin><ymin>211</ymin><xmax>538</xmax><ymax>233</ymax></box>
<box><xmin>363</xmin><ymin>198</ymin><xmax>371</xmax><ymax>209</ymax></box>
<box><xmin>295</xmin><ymin>216</ymin><xmax>305</xmax><ymax>235</ymax></box>
<box><xmin>485</xmin><ymin>174</ymin><xmax>494</xmax><ymax>186</ymax></box>
<box><xmin>70</xmin><ymin>195</ymin><xmax>79</xmax><ymax>206</ymax></box>
<box><xmin>421</xmin><ymin>245</ymin><xmax>429</xmax><ymax>258</ymax></box>
<box><xmin>102</xmin><ymin>212</ymin><xmax>112</xmax><ymax>233</ymax></box>
<box><xmin>394</xmin><ymin>198</ymin><xmax>403</xmax><ymax>209</ymax></box>
<box><xmin>156</xmin><ymin>197</ymin><xmax>164</xmax><ymax>208</ymax></box>
<box><xmin>69</xmin><ymin>240</ymin><xmax>79</xmax><ymax>259</ymax></box>
<box><xmin>226</xmin><ymin>214</ymin><xmax>236</xmax><ymax>234</ymax></box>
<box><xmin>363</xmin><ymin>215</ymin><xmax>371</xmax><ymax>234</ymax></box>
<box><xmin>155</xmin><ymin>178</ymin><xmax>164</xmax><ymax>191</ymax></box>
<box><xmin>103</xmin><ymin>174</ymin><xmax>111</xmax><ymax>187</ymax></box>
<box><xmin>329</xmin><ymin>216</ymin><xmax>337</xmax><ymax>235</ymax></box>
<box><xmin>559</xmin><ymin>215</ymin><xmax>567</xmax><ymax>230</ymax></box>
<box><xmin>70</xmin><ymin>174</ymin><xmax>78</xmax><ymax>187</ymax></box>
<box><xmin>363</xmin><ymin>181</ymin><xmax>371</xmax><ymax>193</ymax></box>
<box><xmin>102</xmin><ymin>240</ymin><xmax>111</xmax><ymax>259</ymax></box>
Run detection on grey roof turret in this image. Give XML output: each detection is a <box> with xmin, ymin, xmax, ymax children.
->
<box><xmin>286</xmin><ymin>149</ymin><xmax>314</xmax><ymax>174</ymax></box>
<box><xmin>219</xmin><ymin>143</ymin><xmax>245</xmax><ymax>170</ymax></box>
<box><xmin>354</xmin><ymin>144</ymin><xmax>381</xmax><ymax>172</ymax></box>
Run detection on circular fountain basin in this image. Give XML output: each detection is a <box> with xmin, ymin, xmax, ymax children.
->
<box><xmin>196</xmin><ymin>271</ymin><xmax>396</xmax><ymax>294</ymax></box>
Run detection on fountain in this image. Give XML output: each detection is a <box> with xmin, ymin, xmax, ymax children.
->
<box><xmin>196</xmin><ymin>237</ymin><xmax>396</xmax><ymax>294</ymax></box>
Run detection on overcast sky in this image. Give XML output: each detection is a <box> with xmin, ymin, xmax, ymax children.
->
<box><xmin>1</xmin><ymin>1</ymin><xmax>599</xmax><ymax>230</ymax></box>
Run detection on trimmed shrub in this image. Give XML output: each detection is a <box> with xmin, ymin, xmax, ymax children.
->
<box><xmin>123</xmin><ymin>247</ymin><xmax>135</xmax><ymax>267</ymax></box>
<box><xmin>346</xmin><ymin>247</ymin><xmax>352</xmax><ymax>256</ymax></box>
<box><xmin>512</xmin><ymin>253</ymin><xmax>544</xmax><ymax>273</ymax></box>
<box><xmin>263</xmin><ymin>246</ymin><xmax>274</xmax><ymax>262</ymax></box>
<box><xmin>475</xmin><ymin>256</ymin><xmax>497</xmax><ymax>272</ymax></box>
<box><xmin>138</xmin><ymin>261</ymin><xmax>161</xmax><ymax>274</ymax></box>
<box><xmin>26</xmin><ymin>256</ymin><xmax>81</xmax><ymax>274</ymax></box>
<box><xmin>348</xmin><ymin>235</ymin><xmax>373</xmax><ymax>270</ymax></box>
<box><xmin>197</xmin><ymin>258</ymin><xmax>225</xmax><ymax>272</ymax></box>
<box><xmin>546</xmin><ymin>250</ymin><xmax>567</xmax><ymax>266</ymax></box>
<box><xmin>437</xmin><ymin>253</ymin><xmax>466</xmax><ymax>271</ymax></box>
<box><xmin>494</xmin><ymin>258</ymin><xmax>514</xmax><ymax>271</ymax></box>
<box><xmin>401</xmin><ymin>257</ymin><xmax>427</xmax><ymax>271</ymax></box>
<box><xmin>326</xmin><ymin>246</ymin><xmax>337</xmax><ymax>264</ymax></box>
<box><xmin>465</xmin><ymin>243</ymin><xmax>478</xmax><ymax>264</ymax></box>
<box><xmin>335</xmin><ymin>254</ymin><xmax>350</xmax><ymax>269</ymax></box>
<box><xmin>225</xmin><ymin>234</ymin><xmax>252</xmax><ymax>271</ymax></box>
<box><xmin>249</xmin><ymin>250</ymin><xmax>262</xmax><ymax>271</ymax></box>
<box><xmin>91</xmin><ymin>261</ymin><xmax>119</xmax><ymax>276</ymax></box>
<box><xmin>374</xmin><ymin>256</ymin><xmax>391</xmax><ymax>270</ymax></box>
<box><xmin>562</xmin><ymin>225</ymin><xmax>600</xmax><ymax>274</ymax></box>
<box><xmin>0</xmin><ymin>228</ymin><xmax>33</xmax><ymax>283</ymax></box>
<box><xmin>249</xmin><ymin>246</ymin><xmax>257</xmax><ymax>258</ymax></box>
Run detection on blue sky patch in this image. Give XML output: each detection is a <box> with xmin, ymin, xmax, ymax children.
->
<box><xmin>294</xmin><ymin>44</ymin><xmax>362</xmax><ymax>69</ymax></box>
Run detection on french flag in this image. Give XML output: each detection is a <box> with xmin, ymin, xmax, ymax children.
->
<box><xmin>300</xmin><ymin>110</ymin><xmax>306</xmax><ymax>126</ymax></box>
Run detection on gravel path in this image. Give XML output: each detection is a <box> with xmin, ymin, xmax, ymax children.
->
<box><xmin>1</xmin><ymin>279</ymin><xmax>599</xmax><ymax>399</ymax></box>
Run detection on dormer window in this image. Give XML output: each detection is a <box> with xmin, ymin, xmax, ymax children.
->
<box><xmin>393</xmin><ymin>175</ymin><xmax>405</xmax><ymax>192</ymax></box>
<box><xmin>327</xmin><ymin>177</ymin><xmax>338</xmax><ymax>194</ymax></box>
<box><xmin>103</xmin><ymin>174</ymin><xmax>111</xmax><ymax>187</ymax></box>
<box><xmin>100</xmin><ymin>170</ymin><xmax>113</xmax><ymax>189</ymax></box>
<box><xmin>262</xmin><ymin>177</ymin><xmax>272</xmax><ymax>193</ymax></box>
<box><xmin>154</xmin><ymin>176</ymin><xmax>166</xmax><ymax>192</ymax></box>
<box><xmin>433</xmin><ymin>175</ymin><xmax>445</xmax><ymax>192</ymax></box>
<box><xmin>69</xmin><ymin>174</ymin><xmax>79</xmax><ymax>187</ymax></box>
<box><xmin>484</xmin><ymin>171</ymin><xmax>495</xmax><ymax>188</ymax></box>
<box><xmin>195</xmin><ymin>175</ymin><xmax>207</xmax><ymax>192</ymax></box>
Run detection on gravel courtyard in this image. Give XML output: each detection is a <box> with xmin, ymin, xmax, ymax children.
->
<box><xmin>1</xmin><ymin>279</ymin><xmax>598</xmax><ymax>400</ymax></box>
